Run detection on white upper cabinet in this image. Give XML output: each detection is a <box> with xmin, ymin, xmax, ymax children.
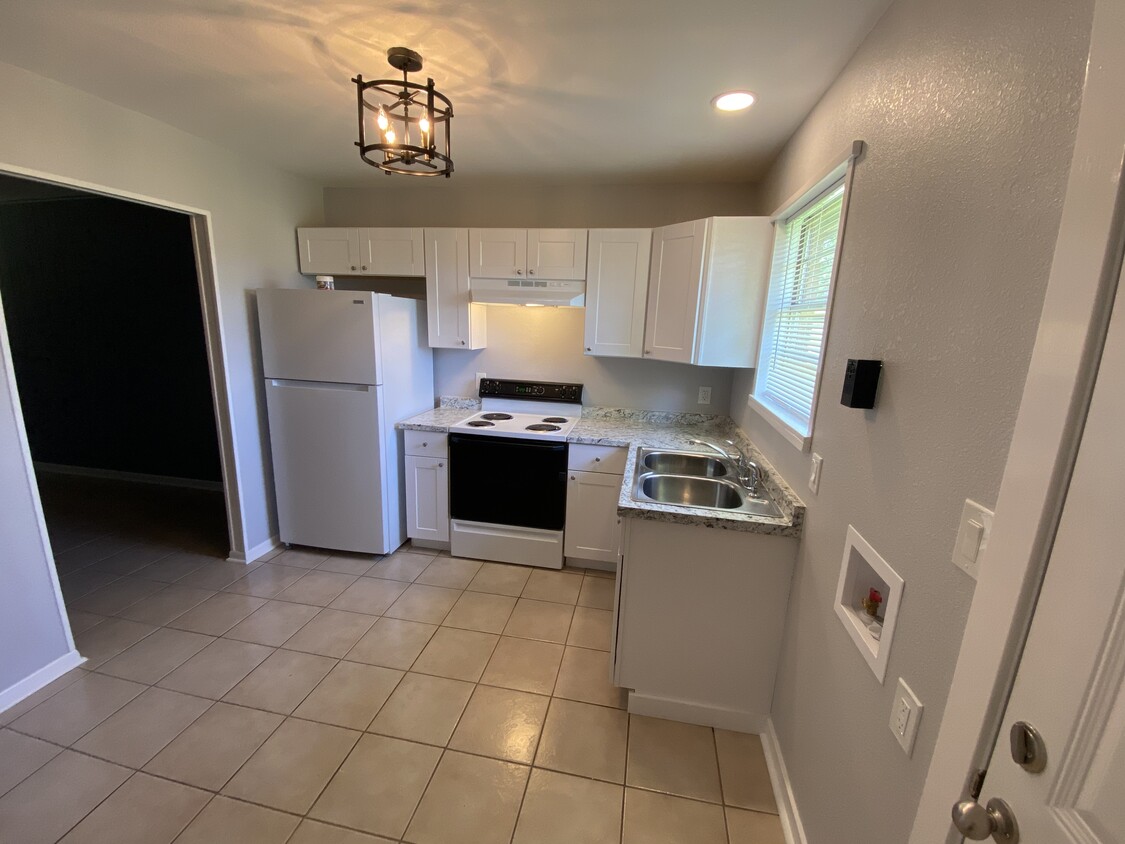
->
<box><xmin>469</xmin><ymin>228</ymin><xmax>587</xmax><ymax>280</ymax></box>
<box><xmin>297</xmin><ymin>227</ymin><xmax>424</xmax><ymax>277</ymax></box>
<box><xmin>424</xmin><ymin>228</ymin><xmax>486</xmax><ymax>350</ymax></box>
<box><xmin>583</xmin><ymin>229</ymin><xmax>652</xmax><ymax>358</ymax></box>
<box><xmin>643</xmin><ymin>217</ymin><xmax>773</xmax><ymax>367</ymax></box>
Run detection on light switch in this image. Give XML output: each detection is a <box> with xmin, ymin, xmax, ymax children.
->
<box><xmin>952</xmin><ymin>499</ymin><xmax>994</xmax><ymax>580</ymax></box>
<box><xmin>809</xmin><ymin>453</ymin><xmax>823</xmax><ymax>495</ymax></box>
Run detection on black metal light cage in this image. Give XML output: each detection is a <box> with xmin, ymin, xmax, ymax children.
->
<box><xmin>353</xmin><ymin>65</ymin><xmax>454</xmax><ymax>178</ymax></box>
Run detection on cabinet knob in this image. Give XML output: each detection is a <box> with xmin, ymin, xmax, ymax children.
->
<box><xmin>644</xmin><ymin>350</ymin><xmax>652</xmax><ymax>355</ymax></box>
<box><xmin>361</xmin><ymin>265</ymin><xmax>367</xmax><ymax>271</ymax></box>
<box><xmin>515</xmin><ymin>269</ymin><xmax>523</xmax><ymax>275</ymax></box>
<box><xmin>528</xmin><ymin>269</ymin><xmax>535</xmax><ymax>275</ymax></box>
<box><xmin>422</xmin><ymin>442</ymin><xmax>428</xmax><ymax>447</ymax></box>
<box><xmin>570</xmin><ymin>475</ymin><xmax>576</xmax><ymax>481</ymax></box>
<box><xmin>460</xmin><ymin>340</ymin><xmax>466</xmax><ymax>346</ymax></box>
<box><xmin>350</xmin><ymin>265</ymin><xmax>356</xmax><ymax>271</ymax></box>
<box><xmin>438</xmin><ymin>463</ymin><xmax>444</xmax><ymax>468</ymax></box>
<box><xmin>585</xmin><ymin>347</ymin><xmax>592</xmax><ymax>352</ymax></box>
<box><xmin>594</xmin><ymin>457</ymin><xmax>601</xmax><ymax>462</ymax></box>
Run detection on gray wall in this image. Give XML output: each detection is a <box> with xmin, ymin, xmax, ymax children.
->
<box><xmin>0</xmin><ymin>294</ymin><xmax>71</xmax><ymax>694</ymax></box>
<box><xmin>728</xmin><ymin>0</ymin><xmax>1094</xmax><ymax>840</ymax></box>
<box><xmin>325</xmin><ymin>181</ymin><xmax>756</xmax><ymax>410</ymax></box>
<box><xmin>0</xmin><ymin>60</ymin><xmax>322</xmax><ymax>700</ymax></box>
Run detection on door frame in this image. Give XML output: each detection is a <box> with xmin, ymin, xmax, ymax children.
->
<box><xmin>909</xmin><ymin>2</ymin><xmax>1125</xmax><ymax>840</ymax></box>
<box><xmin>0</xmin><ymin>162</ymin><xmax>246</xmax><ymax>563</ymax></box>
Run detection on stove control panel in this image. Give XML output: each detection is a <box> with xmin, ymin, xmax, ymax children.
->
<box><xmin>478</xmin><ymin>379</ymin><xmax>583</xmax><ymax>403</ymax></box>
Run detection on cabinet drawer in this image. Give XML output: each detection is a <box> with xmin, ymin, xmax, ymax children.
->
<box><xmin>405</xmin><ymin>430</ymin><xmax>448</xmax><ymax>457</ymax></box>
<box><xmin>568</xmin><ymin>444</ymin><xmax>626</xmax><ymax>474</ymax></box>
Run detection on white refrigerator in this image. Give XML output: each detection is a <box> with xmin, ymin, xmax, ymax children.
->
<box><xmin>257</xmin><ymin>288</ymin><xmax>434</xmax><ymax>555</ymax></box>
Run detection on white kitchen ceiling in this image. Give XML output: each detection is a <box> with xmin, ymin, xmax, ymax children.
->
<box><xmin>0</xmin><ymin>0</ymin><xmax>893</xmax><ymax>186</ymax></box>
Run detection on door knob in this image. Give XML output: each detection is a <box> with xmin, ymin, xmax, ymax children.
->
<box><xmin>951</xmin><ymin>797</ymin><xmax>1019</xmax><ymax>842</ymax></box>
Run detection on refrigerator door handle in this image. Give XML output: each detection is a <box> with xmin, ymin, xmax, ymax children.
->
<box><xmin>268</xmin><ymin>379</ymin><xmax>372</xmax><ymax>392</ymax></box>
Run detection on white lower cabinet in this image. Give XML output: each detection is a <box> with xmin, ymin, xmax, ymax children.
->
<box><xmin>613</xmin><ymin>517</ymin><xmax>797</xmax><ymax>731</ymax></box>
<box><xmin>405</xmin><ymin>432</ymin><xmax>449</xmax><ymax>544</ymax></box>
<box><xmin>564</xmin><ymin>445</ymin><xmax>625</xmax><ymax>569</ymax></box>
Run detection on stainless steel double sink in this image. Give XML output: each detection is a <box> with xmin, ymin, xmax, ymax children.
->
<box><xmin>630</xmin><ymin>447</ymin><xmax>782</xmax><ymax>518</ymax></box>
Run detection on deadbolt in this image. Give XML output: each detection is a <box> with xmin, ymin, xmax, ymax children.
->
<box><xmin>1009</xmin><ymin>721</ymin><xmax>1047</xmax><ymax>773</ymax></box>
<box><xmin>951</xmin><ymin>797</ymin><xmax>1019</xmax><ymax>843</ymax></box>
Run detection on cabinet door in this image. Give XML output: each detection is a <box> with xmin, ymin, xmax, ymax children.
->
<box><xmin>584</xmin><ymin>229</ymin><xmax>651</xmax><ymax>358</ymax></box>
<box><xmin>528</xmin><ymin>228</ymin><xmax>588</xmax><ymax>281</ymax></box>
<box><xmin>358</xmin><ymin>228</ymin><xmax>425</xmax><ymax>276</ymax></box>
<box><xmin>564</xmin><ymin>470</ymin><xmax>624</xmax><ymax>563</ymax></box>
<box><xmin>406</xmin><ymin>455</ymin><xmax>450</xmax><ymax>542</ymax></box>
<box><xmin>643</xmin><ymin>219</ymin><xmax>708</xmax><ymax>364</ymax></box>
<box><xmin>469</xmin><ymin>228</ymin><xmax>527</xmax><ymax>279</ymax></box>
<box><xmin>296</xmin><ymin>228</ymin><xmax>360</xmax><ymax>275</ymax></box>
<box><xmin>424</xmin><ymin>228</ymin><xmax>486</xmax><ymax>349</ymax></box>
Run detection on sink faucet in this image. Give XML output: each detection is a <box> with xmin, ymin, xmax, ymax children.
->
<box><xmin>689</xmin><ymin>439</ymin><xmax>762</xmax><ymax>495</ymax></box>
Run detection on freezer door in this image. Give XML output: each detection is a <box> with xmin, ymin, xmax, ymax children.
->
<box><xmin>258</xmin><ymin>288</ymin><xmax>382</xmax><ymax>385</ymax></box>
<box><xmin>265</xmin><ymin>378</ymin><xmax>388</xmax><ymax>554</ymax></box>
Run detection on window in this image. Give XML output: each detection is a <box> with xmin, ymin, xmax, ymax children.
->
<box><xmin>751</xmin><ymin>157</ymin><xmax>853</xmax><ymax>450</ymax></box>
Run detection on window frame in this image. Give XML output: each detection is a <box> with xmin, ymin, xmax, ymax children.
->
<box><xmin>750</xmin><ymin>141</ymin><xmax>863</xmax><ymax>451</ymax></box>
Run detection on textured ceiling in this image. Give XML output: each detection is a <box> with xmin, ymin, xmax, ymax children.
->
<box><xmin>0</xmin><ymin>0</ymin><xmax>894</xmax><ymax>186</ymax></box>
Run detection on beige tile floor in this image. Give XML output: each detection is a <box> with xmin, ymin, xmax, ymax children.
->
<box><xmin>1</xmin><ymin>475</ymin><xmax>786</xmax><ymax>843</ymax></box>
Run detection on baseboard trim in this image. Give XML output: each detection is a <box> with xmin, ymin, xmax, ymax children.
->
<box><xmin>760</xmin><ymin>717</ymin><xmax>808</xmax><ymax>844</ymax></box>
<box><xmin>626</xmin><ymin>691</ymin><xmax>764</xmax><ymax>733</ymax></box>
<box><xmin>0</xmin><ymin>649</ymin><xmax>86</xmax><ymax>714</ymax></box>
<box><xmin>408</xmin><ymin>539</ymin><xmax>450</xmax><ymax>551</ymax></box>
<box><xmin>34</xmin><ymin>462</ymin><xmax>223</xmax><ymax>491</ymax></box>
<box><xmin>229</xmin><ymin>535</ymin><xmax>281</xmax><ymax>564</ymax></box>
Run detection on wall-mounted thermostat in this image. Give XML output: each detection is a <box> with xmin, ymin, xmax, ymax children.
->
<box><xmin>841</xmin><ymin>359</ymin><xmax>882</xmax><ymax>409</ymax></box>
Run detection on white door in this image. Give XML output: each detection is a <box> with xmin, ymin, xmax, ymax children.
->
<box><xmin>469</xmin><ymin>228</ymin><xmax>527</xmax><ymax>279</ymax></box>
<box><xmin>257</xmin><ymin>289</ymin><xmax>381</xmax><ymax>385</ymax></box>
<box><xmin>424</xmin><ymin>228</ymin><xmax>475</xmax><ymax>349</ymax></box>
<box><xmin>528</xmin><ymin>228</ymin><xmax>588</xmax><ymax>280</ymax></box>
<box><xmin>264</xmin><ymin>379</ymin><xmax>386</xmax><ymax>554</ymax></box>
<box><xmin>359</xmin><ymin>228</ymin><xmax>425</xmax><ymax>276</ymax></box>
<box><xmin>584</xmin><ymin>229</ymin><xmax>652</xmax><ymax>358</ymax></box>
<box><xmin>969</xmin><ymin>277</ymin><xmax>1124</xmax><ymax>840</ymax></box>
<box><xmin>564</xmin><ymin>470</ymin><xmax>623</xmax><ymax>563</ymax></box>
<box><xmin>406</xmin><ymin>455</ymin><xmax>450</xmax><ymax>542</ymax></box>
<box><xmin>296</xmin><ymin>227</ymin><xmax>359</xmax><ymax>275</ymax></box>
<box><xmin>644</xmin><ymin>219</ymin><xmax>707</xmax><ymax>364</ymax></box>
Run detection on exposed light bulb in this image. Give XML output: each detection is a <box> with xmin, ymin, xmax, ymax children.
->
<box><xmin>384</xmin><ymin>127</ymin><xmax>396</xmax><ymax>145</ymax></box>
<box><xmin>419</xmin><ymin>114</ymin><xmax>431</xmax><ymax>134</ymax></box>
<box><xmin>376</xmin><ymin>108</ymin><xmax>389</xmax><ymax>130</ymax></box>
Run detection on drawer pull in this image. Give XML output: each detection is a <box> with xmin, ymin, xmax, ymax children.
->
<box><xmin>594</xmin><ymin>457</ymin><xmax>601</xmax><ymax>462</ymax></box>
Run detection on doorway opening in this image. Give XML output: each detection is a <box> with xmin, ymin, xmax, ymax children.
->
<box><xmin>0</xmin><ymin>172</ymin><xmax>236</xmax><ymax>636</ymax></box>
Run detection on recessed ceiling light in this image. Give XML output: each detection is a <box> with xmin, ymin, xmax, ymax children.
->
<box><xmin>712</xmin><ymin>91</ymin><xmax>756</xmax><ymax>112</ymax></box>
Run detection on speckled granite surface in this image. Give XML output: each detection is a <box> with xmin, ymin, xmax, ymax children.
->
<box><xmin>396</xmin><ymin>407</ymin><xmax>473</xmax><ymax>432</ymax></box>
<box><xmin>395</xmin><ymin>403</ymin><xmax>805</xmax><ymax>537</ymax></box>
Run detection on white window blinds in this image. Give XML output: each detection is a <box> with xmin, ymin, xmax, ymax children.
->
<box><xmin>755</xmin><ymin>181</ymin><xmax>845</xmax><ymax>434</ymax></box>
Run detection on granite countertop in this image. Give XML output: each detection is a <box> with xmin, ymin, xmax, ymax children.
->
<box><xmin>395</xmin><ymin>403</ymin><xmax>805</xmax><ymax>538</ymax></box>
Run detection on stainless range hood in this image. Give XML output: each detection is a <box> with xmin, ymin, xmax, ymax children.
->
<box><xmin>470</xmin><ymin>277</ymin><xmax>585</xmax><ymax>307</ymax></box>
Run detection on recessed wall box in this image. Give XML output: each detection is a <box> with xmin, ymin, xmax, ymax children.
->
<box><xmin>841</xmin><ymin>359</ymin><xmax>882</xmax><ymax>409</ymax></box>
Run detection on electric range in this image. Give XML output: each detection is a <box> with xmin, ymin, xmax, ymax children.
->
<box><xmin>447</xmin><ymin>378</ymin><xmax>584</xmax><ymax>569</ymax></box>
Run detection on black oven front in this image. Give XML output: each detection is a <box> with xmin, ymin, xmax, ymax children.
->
<box><xmin>448</xmin><ymin>433</ymin><xmax>568</xmax><ymax>530</ymax></box>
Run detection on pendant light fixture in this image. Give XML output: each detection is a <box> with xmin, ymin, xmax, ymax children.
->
<box><xmin>352</xmin><ymin>47</ymin><xmax>454</xmax><ymax>177</ymax></box>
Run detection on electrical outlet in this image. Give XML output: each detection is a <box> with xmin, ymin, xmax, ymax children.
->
<box><xmin>698</xmin><ymin>386</ymin><xmax>712</xmax><ymax>405</ymax></box>
<box><xmin>475</xmin><ymin>372</ymin><xmax>486</xmax><ymax>389</ymax></box>
<box><xmin>889</xmin><ymin>677</ymin><xmax>923</xmax><ymax>756</ymax></box>
<box><xmin>809</xmin><ymin>453</ymin><xmax>823</xmax><ymax>495</ymax></box>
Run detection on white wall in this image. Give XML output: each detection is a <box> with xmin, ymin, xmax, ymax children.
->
<box><xmin>728</xmin><ymin>0</ymin><xmax>1094</xmax><ymax>840</ymax></box>
<box><xmin>435</xmin><ymin>306</ymin><xmax>732</xmax><ymax>413</ymax></box>
<box><xmin>0</xmin><ymin>61</ymin><xmax>323</xmax><ymax>698</ymax></box>
<box><xmin>325</xmin><ymin>181</ymin><xmax>755</xmax><ymax>410</ymax></box>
